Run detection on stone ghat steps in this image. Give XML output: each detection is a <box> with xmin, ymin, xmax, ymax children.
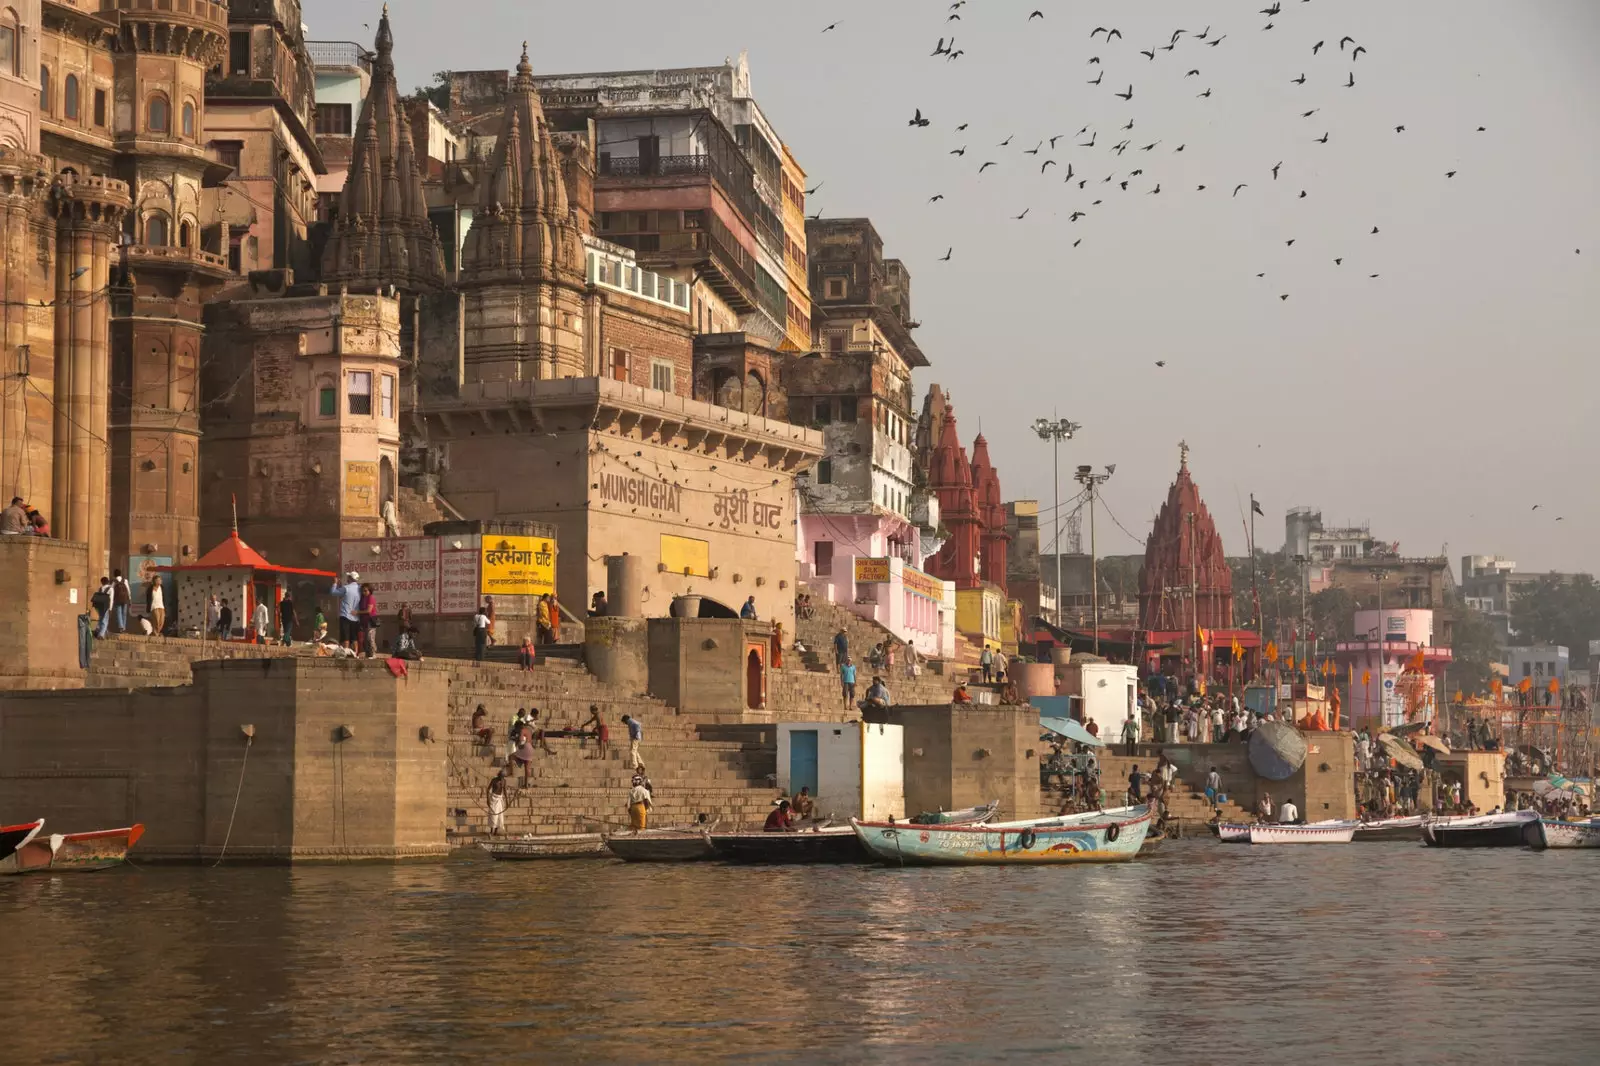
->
<box><xmin>1091</xmin><ymin>753</ymin><xmax>1255</xmax><ymax>824</ymax></box>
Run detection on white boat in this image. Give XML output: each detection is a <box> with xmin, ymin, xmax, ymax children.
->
<box><xmin>1528</xmin><ymin>817</ymin><xmax>1600</xmax><ymax>850</ymax></box>
<box><xmin>1247</xmin><ymin>820</ymin><xmax>1358</xmax><ymax>844</ymax></box>
<box><xmin>1212</xmin><ymin>822</ymin><xmax>1252</xmax><ymax>843</ymax></box>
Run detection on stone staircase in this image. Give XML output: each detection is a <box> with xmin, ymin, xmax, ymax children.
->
<box><xmin>88</xmin><ymin>633</ymin><xmax>310</xmax><ymax>688</ymax></box>
<box><xmin>1090</xmin><ymin>751</ymin><xmax>1255</xmax><ymax>829</ymax></box>
<box><xmin>441</xmin><ymin>659</ymin><xmax>790</xmax><ymax>839</ymax></box>
<box><xmin>794</xmin><ymin>583</ymin><xmax>971</xmax><ymax>690</ymax></box>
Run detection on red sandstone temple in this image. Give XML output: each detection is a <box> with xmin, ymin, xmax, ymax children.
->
<box><xmin>923</xmin><ymin>401</ymin><xmax>1010</xmax><ymax>594</ymax></box>
<box><xmin>1042</xmin><ymin>444</ymin><xmax>1259</xmax><ymax>682</ymax></box>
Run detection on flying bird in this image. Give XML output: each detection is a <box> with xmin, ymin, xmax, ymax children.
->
<box><xmin>1292</xmin><ymin>73</ymin><xmax>1306</xmax><ymax>84</ymax></box>
<box><xmin>1334</xmin><ymin>258</ymin><xmax>1343</xmax><ymax>265</ymax></box>
<box><xmin>1029</xmin><ymin>10</ymin><xmax>1044</xmax><ymax>19</ymax></box>
<box><xmin>1090</xmin><ymin>27</ymin><xmax>1122</xmax><ymax>40</ymax></box>
<box><xmin>1395</xmin><ymin>125</ymin><xmax>1406</xmax><ymax>132</ymax></box>
<box><xmin>931</xmin><ymin>38</ymin><xmax>949</xmax><ymax>56</ymax></box>
<box><xmin>1073</xmin><ymin>239</ymin><xmax>1082</xmax><ymax>247</ymax></box>
<box><xmin>1063</xmin><ymin>162</ymin><xmax>1074</xmax><ymax>180</ymax></box>
<box><xmin>1368</xmin><ymin>273</ymin><xmax>1380</xmax><ymax>278</ymax></box>
<box><xmin>908</xmin><ymin>109</ymin><xmax>930</xmax><ymax>127</ymax></box>
<box><xmin>950</xmin><ymin>146</ymin><xmax>966</xmax><ymax>156</ymax></box>
<box><xmin>1069</xmin><ymin>211</ymin><xmax>1086</xmax><ymax>222</ymax></box>
<box><xmin>1446</xmin><ymin>170</ymin><xmax>1457</xmax><ymax>178</ymax></box>
<box><xmin>1186</xmin><ymin>69</ymin><xmax>1201</xmax><ymax>77</ymax></box>
<box><xmin>1299</xmin><ymin>190</ymin><xmax>1307</xmax><ymax>198</ymax></box>
<box><xmin>1197</xmin><ymin>88</ymin><xmax>1212</xmax><ymax>97</ymax></box>
<box><xmin>1285</xmin><ymin>239</ymin><xmax>1296</xmax><ymax>247</ymax></box>
<box><xmin>822</xmin><ymin>22</ymin><xmax>841</xmax><ymax>33</ymax></box>
<box><xmin>1115</xmin><ymin>85</ymin><xmax>1134</xmax><ymax>101</ymax></box>
<box><xmin>1122</xmin><ymin>119</ymin><xmax>1135</xmax><ymax>130</ymax></box>
<box><xmin>1149</xmin><ymin>184</ymin><xmax>1162</xmax><ymax>194</ymax></box>
<box><xmin>956</xmin><ymin>123</ymin><xmax>969</xmax><ymax>131</ymax></box>
<box><xmin>1345</xmin><ymin>71</ymin><xmax>1355</xmax><ymax>88</ymax></box>
<box><xmin>1316</xmin><ymin>132</ymin><xmax>1330</xmax><ymax>143</ymax></box>
<box><xmin>1172</xmin><ymin>29</ymin><xmax>1187</xmax><ymax>43</ymax></box>
<box><xmin>1141</xmin><ymin>48</ymin><xmax>1156</xmax><ymax>60</ymax></box>
<box><xmin>1088</xmin><ymin>71</ymin><xmax>1104</xmax><ymax>85</ymax></box>
<box><xmin>1140</xmin><ymin>142</ymin><xmax>1159</xmax><ymax>152</ymax></box>
<box><xmin>1024</xmin><ymin>142</ymin><xmax>1043</xmax><ymax>155</ymax></box>
<box><xmin>1532</xmin><ymin>504</ymin><xmax>1541</xmax><ymax>511</ymax></box>
<box><xmin>805</xmin><ymin>182</ymin><xmax>824</xmax><ymax>195</ymax></box>
<box><xmin>978</xmin><ymin>161</ymin><xmax>997</xmax><ymax>172</ymax></box>
<box><xmin>1040</xmin><ymin>159</ymin><xmax>1056</xmax><ymax>173</ymax></box>
<box><xmin>1155</xmin><ymin>360</ymin><xmax>1167</xmax><ymax>367</ymax></box>
<box><xmin>1196</xmin><ymin>184</ymin><xmax>1207</xmax><ymax>191</ymax></box>
<box><xmin>947</xmin><ymin>11</ymin><xmax>960</xmax><ymax>20</ymax></box>
<box><xmin>1352</xmin><ymin>45</ymin><xmax>1367</xmax><ymax>60</ymax></box>
<box><xmin>1208</xmin><ymin>35</ymin><xmax>1226</xmax><ymax>46</ymax></box>
<box><xmin>1371</xmin><ymin>226</ymin><xmax>1380</xmax><ymax>234</ymax></box>
<box><xmin>1080</xmin><ymin>132</ymin><xmax>1097</xmax><ymax>147</ymax></box>
<box><xmin>1280</xmin><ymin>294</ymin><xmax>1290</xmax><ymax>301</ymax></box>
<box><xmin>1120</xmin><ymin>180</ymin><xmax>1130</xmax><ymax>190</ymax></box>
<box><xmin>947</xmin><ymin>50</ymin><xmax>964</xmax><ymax>61</ymax></box>
<box><xmin>1302</xmin><ymin>109</ymin><xmax>1319</xmax><ymax>118</ymax></box>
<box><xmin>1312</xmin><ymin>40</ymin><xmax>1325</xmax><ymax>54</ymax></box>
<box><xmin>1050</xmin><ymin>135</ymin><xmax>1065</xmax><ymax>148</ymax></box>
<box><xmin>1196</xmin><ymin>26</ymin><xmax>1211</xmax><ymax>40</ymax></box>
<box><xmin>1088</xmin><ymin>57</ymin><xmax>1101</xmax><ymax>65</ymax></box>
<box><xmin>929</xmin><ymin>194</ymin><xmax>944</xmax><ymax>202</ymax></box>
<box><xmin>1233</xmin><ymin>183</ymin><xmax>1248</xmax><ymax>197</ymax></box>
<box><xmin>1477</xmin><ymin>126</ymin><xmax>1487</xmax><ymax>132</ymax></box>
<box><xmin>1261</xmin><ymin>1</ymin><xmax>1281</xmax><ymax>14</ymax></box>
<box><xmin>1339</xmin><ymin>35</ymin><xmax>1355</xmax><ymax>50</ymax></box>
<box><xmin>939</xmin><ymin>248</ymin><xmax>953</xmax><ymax>261</ymax></box>
<box><xmin>1262</xmin><ymin>22</ymin><xmax>1275</xmax><ymax>31</ymax></box>
<box><xmin>1014</xmin><ymin>208</ymin><xmax>1030</xmax><ymax>220</ymax></box>
<box><xmin>1272</xmin><ymin>161</ymin><xmax>1283</xmax><ymax>179</ymax></box>
<box><xmin>998</xmin><ymin>134</ymin><xmax>1013</xmax><ymax>146</ymax></box>
<box><xmin>1175</xmin><ymin>144</ymin><xmax>1186</xmax><ymax>152</ymax></box>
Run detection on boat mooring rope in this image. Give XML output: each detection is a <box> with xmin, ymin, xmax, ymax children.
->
<box><xmin>212</xmin><ymin>735</ymin><xmax>252</xmax><ymax>867</ymax></box>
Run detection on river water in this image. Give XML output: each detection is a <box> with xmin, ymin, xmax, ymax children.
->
<box><xmin>0</xmin><ymin>841</ymin><xmax>1590</xmax><ymax>1065</ymax></box>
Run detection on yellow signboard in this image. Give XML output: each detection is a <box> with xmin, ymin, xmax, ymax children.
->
<box><xmin>854</xmin><ymin>557</ymin><xmax>891</xmax><ymax>583</ymax></box>
<box><xmin>661</xmin><ymin>534</ymin><xmax>710</xmax><ymax>578</ymax></box>
<box><xmin>344</xmin><ymin>461</ymin><xmax>378</xmax><ymax>517</ymax></box>
<box><xmin>902</xmin><ymin>566</ymin><xmax>945</xmax><ymax>602</ymax></box>
<box><xmin>481</xmin><ymin>535</ymin><xmax>556</xmax><ymax>597</ymax></box>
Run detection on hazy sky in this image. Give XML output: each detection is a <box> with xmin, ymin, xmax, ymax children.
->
<box><xmin>313</xmin><ymin>1</ymin><xmax>1600</xmax><ymax>574</ymax></box>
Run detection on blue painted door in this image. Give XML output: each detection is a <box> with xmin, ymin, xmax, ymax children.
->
<box><xmin>790</xmin><ymin>730</ymin><xmax>819</xmax><ymax>798</ymax></box>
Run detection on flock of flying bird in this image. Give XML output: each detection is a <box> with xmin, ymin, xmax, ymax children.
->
<box><xmin>812</xmin><ymin>2</ymin><xmax>1515</xmax><ymax>309</ymax></box>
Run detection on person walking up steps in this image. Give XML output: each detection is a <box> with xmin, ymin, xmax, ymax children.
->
<box><xmin>621</xmin><ymin>714</ymin><xmax>643</xmax><ymax>770</ymax></box>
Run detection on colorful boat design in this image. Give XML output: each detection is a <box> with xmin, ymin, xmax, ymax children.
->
<box><xmin>851</xmin><ymin>806</ymin><xmax>1150</xmax><ymax>866</ymax></box>
<box><xmin>1211</xmin><ymin>822</ymin><xmax>1252</xmax><ymax>843</ymax></box>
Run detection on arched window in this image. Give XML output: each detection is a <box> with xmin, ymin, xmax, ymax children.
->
<box><xmin>145</xmin><ymin>214</ymin><xmax>168</xmax><ymax>247</ymax></box>
<box><xmin>181</xmin><ymin>99</ymin><xmax>195</xmax><ymax>138</ymax></box>
<box><xmin>147</xmin><ymin>94</ymin><xmax>169</xmax><ymax>133</ymax></box>
<box><xmin>63</xmin><ymin>74</ymin><xmax>78</xmax><ymax>120</ymax></box>
<box><xmin>178</xmin><ymin>221</ymin><xmax>192</xmax><ymax>249</ymax></box>
<box><xmin>38</xmin><ymin>65</ymin><xmax>47</xmax><ymax>113</ymax></box>
<box><xmin>0</xmin><ymin>10</ymin><xmax>17</xmax><ymax>79</ymax></box>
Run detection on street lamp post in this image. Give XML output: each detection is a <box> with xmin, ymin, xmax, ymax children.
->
<box><xmin>1075</xmin><ymin>463</ymin><xmax>1115</xmax><ymax>655</ymax></box>
<box><xmin>1032</xmin><ymin>417</ymin><xmax>1081</xmax><ymax>627</ymax></box>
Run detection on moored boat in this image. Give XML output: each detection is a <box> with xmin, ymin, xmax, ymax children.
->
<box><xmin>709</xmin><ymin>824</ymin><xmax>869</xmax><ymax>864</ymax></box>
<box><xmin>907</xmin><ymin>801</ymin><xmax>999</xmax><ymax>826</ymax></box>
<box><xmin>479</xmin><ymin>832</ymin><xmax>610</xmax><ymax>860</ymax></box>
<box><xmin>0</xmin><ymin>820</ymin><xmax>43</xmax><ymax>865</ymax></box>
<box><xmin>1211</xmin><ymin>822</ymin><xmax>1252</xmax><ymax>843</ymax></box>
<box><xmin>604</xmin><ymin>824</ymin><xmax>719</xmax><ymax>862</ymax></box>
<box><xmin>1247</xmin><ymin>820</ymin><xmax>1358</xmax><ymax>845</ymax></box>
<box><xmin>1421</xmin><ymin>809</ymin><xmax>1538</xmax><ymax>848</ymax></box>
<box><xmin>850</xmin><ymin>806</ymin><xmax>1151</xmax><ymax>866</ymax></box>
<box><xmin>1352</xmin><ymin>815</ymin><xmax>1425</xmax><ymax>842</ymax></box>
<box><xmin>0</xmin><ymin>824</ymin><xmax>144</xmax><ymax>874</ymax></box>
<box><xmin>1526</xmin><ymin>817</ymin><xmax>1600</xmax><ymax>850</ymax></box>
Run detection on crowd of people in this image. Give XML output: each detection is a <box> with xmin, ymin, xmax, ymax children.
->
<box><xmin>0</xmin><ymin>496</ymin><xmax>50</xmax><ymax>537</ymax></box>
<box><xmin>473</xmin><ymin>701</ymin><xmax>640</xmax><ymax>836</ymax></box>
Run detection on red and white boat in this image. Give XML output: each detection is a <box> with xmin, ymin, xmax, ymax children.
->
<box><xmin>1247</xmin><ymin>820</ymin><xmax>1358</xmax><ymax>844</ymax></box>
<box><xmin>0</xmin><ymin>824</ymin><xmax>144</xmax><ymax>874</ymax></box>
<box><xmin>0</xmin><ymin>820</ymin><xmax>44</xmax><ymax>865</ymax></box>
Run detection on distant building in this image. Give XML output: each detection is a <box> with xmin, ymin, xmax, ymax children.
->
<box><xmin>1460</xmin><ymin>554</ymin><xmax>1589</xmax><ymax>646</ymax></box>
<box><xmin>1507</xmin><ymin>645</ymin><xmax>1569</xmax><ymax>688</ymax></box>
<box><xmin>1336</xmin><ymin>608</ymin><xmax>1452</xmax><ymax>728</ymax></box>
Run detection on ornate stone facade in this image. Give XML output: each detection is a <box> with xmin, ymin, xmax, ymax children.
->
<box><xmin>457</xmin><ymin>45</ymin><xmax>588</xmax><ymax>383</ymax></box>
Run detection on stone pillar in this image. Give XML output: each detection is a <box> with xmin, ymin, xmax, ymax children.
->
<box><xmin>0</xmin><ymin>150</ymin><xmax>50</xmax><ymax>503</ymax></box>
<box><xmin>1018</xmin><ymin>662</ymin><xmax>1056</xmax><ymax>701</ymax></box>
<box><xmin>50</xmin><ymin>176</ymin><xmax>129</xmax><ymax>580</ymax></box>
<box><xmin>607</xmin><ymin>552</ymin><xmax>643</xmax><ymax>618</ymax></box>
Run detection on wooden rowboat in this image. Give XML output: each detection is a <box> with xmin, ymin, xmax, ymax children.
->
<box><xmin>604</xmin><ymin>821</ymin><xmax>721</xmax><ymax>862</ymax></box>
<box><xmin>907</xmin><ymin>801</ymin><xmax>1000</xmax><ymax>826</ymax></box>
<box><xmin>1422</xmin><ymin>809</ymin><xmax>1538</xmax><ymax>848</ymax></box>
<box><xmin>1352</xmin><ymin>815</ymin><xmax>1425</xmax><ymax>842</ymax></box>
<box><xmin>1247</xmin><ymin>820</ymin><xmax>1358</xmax><ymax>844</ymax></box>
<box><xmin>1526</xmin><ymin>817</ymin><xmax>1600</xmax><ymax>850</ymax></box>
<box><xmin>479</xmin><ymin>832</ymin><xmax>609</xmax><ymax>860</ymax></box>
<box><xmin>0</xmin><ymin>820</ymin><xmax>44</xmax><ymax>865</ymax></box>
<box><xmin>709</xmin><ymin>824</ymin><xmax>870</xmax><ymax>864</ymax></box>
<box><xmin>0</xmin><ymin>824</ymin><xmax>144</xmax><ymax>874</ymax></box>
<box><xmin>851</xmin><ymin>806</ymin><xmax>1151</xmax><ymax>866</ymax></box>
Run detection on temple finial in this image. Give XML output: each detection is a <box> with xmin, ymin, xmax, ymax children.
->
<box><xmin>1179</xmin><ymin>439</ymin><xmax>1189</xmax><ymax>470</ymax></box>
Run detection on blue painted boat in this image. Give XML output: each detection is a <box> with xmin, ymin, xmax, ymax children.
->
<box><xmin>851</xmin><ymin>806</ymin><xmax>1151</xmax><ymax>866</ymax></box>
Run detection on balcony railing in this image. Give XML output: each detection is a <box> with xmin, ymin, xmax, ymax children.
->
<box><xmin>598</xmin><ymin>154</ymin><xmax>712</xmax><ymax>179</ymax></box>
<box><xmin>307</xmin><ymin>41</ymin><xmax>372</xmax><ymax>74</ymax></box>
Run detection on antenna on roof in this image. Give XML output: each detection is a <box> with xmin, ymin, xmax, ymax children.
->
<box><xmin>231</xmin><ymin>493</ymin><xmax>238</xmax><ymax>536</ymax></box>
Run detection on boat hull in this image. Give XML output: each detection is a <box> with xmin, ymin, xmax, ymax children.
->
<box><xmin>605</xmin><ymin>832</ymin><xmax>717</xmax><ymax>862</ymax></box>
<box><xmin>1353</xmin><ymin>817</ymin><xmax>1425</xmax><ymax>842</ymax></box>
<box><xmin>1422</xmin><ymin>811</ymin><xmax>1538</xmax><ymax>848</ymax></box>
<box><xmin>1</xmin><ymin>824</ymin><xmax>145</xmax><ymax>874</ymax></box>
<box><xmin>1528</xmin><ymin>819</ymin><xmax>1600</xmax><ymax>850</ymax></box>
<box><xmin>852</xmin><ymin>807</ymin><xmax>1151</xmax><ymax>866</ymax></box>
<box><xmin>1212</xmin><ymin>823</ymin><xmax>1252</xmax><ymax>843</ymax></box>
<box><xmin>710</xmin><ymin>828</ymin><xmax>870</xmax><ymax>864</ymax></box>
<box><xmin>1247</xmin><ymin>822</ymin><xmax>1357</xmax><ymax>844</ymax></box>
<box><xmin>0</xmin><ymin>821</ymin><xmax>43</xmax><ymax>866</ymax></box>
<box><xmin>480</xmin><ymin>834</ymin><xmax>610</xmax><ymax>860</ymax></box>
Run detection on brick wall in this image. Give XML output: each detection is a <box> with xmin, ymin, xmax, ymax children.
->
<box><xmin>0</xmin><ymin>536</ymin><xmax>93</xmax><ymax>690</ymax></box>
<box><xmin>601</xmin><ymin>293</ymin><xmax>693</xmax><ymax>396</ymax></box>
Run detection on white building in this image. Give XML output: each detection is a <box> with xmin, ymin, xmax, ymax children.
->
<box><xmin>777</xmin><ymin>721</ymin><xmax>904</xmax><ymax>821</ymax></box>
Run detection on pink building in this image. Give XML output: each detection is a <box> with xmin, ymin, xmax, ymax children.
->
<box><xmin>796</xmin><ymin>517</ymin><xmax>954</xmax><ymax>658</ymax></box>
<box><xmin>1336</xmin><ymin>609</ymin><xmax>1452</xmax><ymax>729</ymax></box>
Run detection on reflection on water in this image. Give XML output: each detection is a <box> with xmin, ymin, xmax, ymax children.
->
<box><xmin>0</xmin><ymin>842</ymin><xmax>1591</xmax><ymax>1064</ymax></box>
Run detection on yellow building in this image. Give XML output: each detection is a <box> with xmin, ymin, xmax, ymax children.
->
<box><xmin>779</xmin><ymin>144</ymin><xmax>811</xmax><ymax>351</ymax></box>
<box><xmin>956</xmin><ymin>586</ymin><xmax>1005</xmax><ymax>652</ymax></box>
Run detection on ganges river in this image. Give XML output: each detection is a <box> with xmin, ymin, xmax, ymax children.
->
<box><xmin>0</xmin><ymin>841</ymin><xmax>1591</xmax><ymax>1065</ymax></box>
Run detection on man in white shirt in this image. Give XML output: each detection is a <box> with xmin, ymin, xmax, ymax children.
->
<box><xmin>1258</xmin><ymin>792</ymin><xmax>1274</xmax><ymax>821</ymax></box>
<box><xmin>253</xmin><ymin>599</ymin><xmax>271</xmax><ymax>645</ymax></box>
<box><xmin>472</xmin><ymin>607</ymin><xmax>491</xmax><ymax>662</ymax></box>
<box><xmin>1210</xmin><ymin>705</ymin><xmax>1226</xmax><ymax>743</ymax></box>
<box><xmin>1278</xmin><ymin>798</ymin><xmax>1300</xmax><ymax>824</ymax></box>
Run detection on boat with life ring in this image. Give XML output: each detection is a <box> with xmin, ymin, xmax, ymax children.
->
<box><xmin>849</xmin><ymin>806</ymin><xmax>1151</xmax><ymax>866</ymax></box>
